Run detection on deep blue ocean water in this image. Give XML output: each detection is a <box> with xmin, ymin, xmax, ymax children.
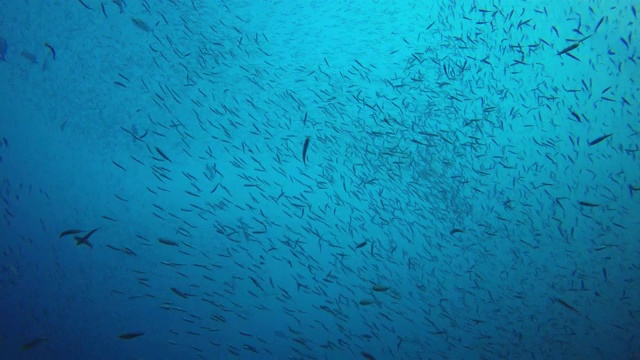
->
<box><xmin>0</xmin><ymin>1</ymin><xmax>639</xmax><ymax>359</ymax></box>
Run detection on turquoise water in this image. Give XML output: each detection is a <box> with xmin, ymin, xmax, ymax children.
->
<box><xmin>0</xmin><ymin>1</ymin><xmax>639</xmax><ymax>359</ymax></box>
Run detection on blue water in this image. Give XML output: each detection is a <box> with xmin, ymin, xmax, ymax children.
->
<box><xmin>1</xmin><ymin>1</ymin><xmax>639</xmax><ymax>359</ymax></box>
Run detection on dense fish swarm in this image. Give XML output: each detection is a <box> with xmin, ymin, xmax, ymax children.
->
<box><xmin>0</xmin><ymin>1</ymin><xmax>639</xmax><ymax>359</ymax></box>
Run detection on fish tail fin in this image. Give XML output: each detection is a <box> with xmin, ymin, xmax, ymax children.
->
<box><xmin>75</xmin><ymin>238</ymin><xmax>93</xmax><ymax>248</ymax></box>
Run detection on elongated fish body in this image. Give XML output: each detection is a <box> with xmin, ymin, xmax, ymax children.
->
<box><xmin>355</xmin><ymin>240</ymin><xmax>367</xmax><ymax>249</ymax></box>
<box><xmin>118</xmin><ymin>332</ymin><xmax>144</xmax><ymax>340</ymax></box>
<box><xmin>588</xmin><ymin>134</ymin><xmax>612</xmax><ymax>146</ymax></box>
<box><xmin>372</xmin><ymin>284</ymin><xmax>389</xmax><ymax>292</ymax></box>
<box><xmin>0</xmin><ymin>37</ymin><xmax>7</xmax><ymax>61</ymax></box>
<box><xmin>21</xmin><ymin>338</ymin><xmax>48</xmax><ymax>350</ymax></box>
<box><xmin>170</xmin><ymin>287</ymin><xmax>189</xmax><ymax>299</ymax></box>
<box><xmin>302</xmin><ymin>136</ymin><xmax>310</xmax><ymax>164</ymax></box>
<box><xmin>557</xmin><ymin>42</ymin><xmax>579</xmax><ymax>55</ymax></box>
<box><xmin>59</xmin><ymin>229</ymin><xmax>84</xmax><ymax>238</ymax></box>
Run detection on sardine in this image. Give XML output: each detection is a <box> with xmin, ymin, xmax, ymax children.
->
<box><xmin>372</xmin><ymin>284</ymin><xmax>389</xmax><ymax>292</ymax></box>
<box><xmin>553</xmin><ymin>297</ymin><xmax>580</xmax><ymax>314</ymax></box>
<box><xmin>557</xmin><ymin>43</ymin><xmax>579</xmax><ymax>55</ymax></box>
<box><xmin>355</xmin><ymin>241</ymin><xmax>367</xmax><ymax>249</ymax></box>
<box><xmin>21</xmin><ymin>338</ymin><xmax>48</xmax><ymax>350</ymax></box>
<box><xmin>131</xmin><ymin>18</ymin><xmax>151</xmax><ymax>32</ymax></box>
<box><xmin>155</xmin><ymin>147</ymin><xmax>172</xmax><ymax>162</ymax></box>
<box><xmin>118</xmin><ymin>332</ymin><xmax>144</xmax><ymax>340</ymax></box>
<box><xmin>302</xmin><ymin>136</ymin><xmax>310</xmax><ymax>164</ymax></box>
<box><xmin>588</xmin><ymin>134</ymin><xmax>612</xmax><ymax>146</ymax></box>
<box><xmin>171</xmin><ymin>287</ymin><xmax>189</xmax><ymax>299</ymax></box>
<box><xmin>0</xmin><ymin>37</ymin><xmax>7</xmax><ymax>61</ymax></box>
<box><xmin>158</xmin><ymin>238</ymin><xmax>179</xmax><ymax>246</ymax></box>
<box><xmin>578</xmin><ymin>201</ymin><xmax>599</xmax><ymax>207</ymax></box>
<box><xmin>59</xmin><ymin>229</ymin><xmax>84</xmax><ymax>238</ymax></box>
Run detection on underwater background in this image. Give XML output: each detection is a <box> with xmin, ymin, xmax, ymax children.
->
<box><xmin>0</xmin><ymin>0</ymin><xmax>639</xmax><ymax>359</ymax></box>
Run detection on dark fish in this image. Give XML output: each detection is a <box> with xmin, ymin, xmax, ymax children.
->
<box><xmin>118</xmin><ymin>332</ymin><xmax>144</xmax><ymax>340</ymax></box>
<box><xmin>588</xmin><ymin>134</ymin><xmax>612</xmax><ymax>146</ymax></box>
<box><xmin>155</xmin><ymin>147</ymin><xmax>171</xmax><ymax>162</ymax></box>
<box><xmin>22</xmin><ymin>338</ymin><xmax>48</xmax><ymax>350</ymax></box>
<box><xmin>77</xmin><ymin>0</ymin><xmax>92</xmax><ymax>10</ymax></box>
<box><xmin>553</xmin><ymin>297</ymin><xmax>580</xmax><ymax>314</ymax></box>
<box><xmin>361</xmin><ymin>351</ymin><xmax>376</xmax><ymax>360</ymax></box>
<box><xmin>620</xmin><ymin>37</ymin><xmax>629</xmax><ymax>49</ymax></box>
<box><xmin>0</xmin><ymin>37</ymin><xmax>7</xmax><ymax>61</ymax></box>
<box><xmin>565</xmin><ymin>52</ymin><xmax>580</xmax><ymax>61</ymax></box>
<box><xmin>44</xmin><ymin>42</ymin><xmax>56</xmax><ymax>60</ymax></box>
<box><xmin>578</xmin><ymin>35</ymin><xmax>592</xmax><ymax>43</ymax></box>
<box><xmin>570</xmin><ymin>111</ymin><xmax>581</xmax><ymax>123</ymax></box>
<box><xmin>359</xmin><ymin>299</ymin><xmax>375</xmax><ymax>306</ymax></box>
<box><xmin>112</xmin><ymin>161</ymin><xmax>126</xmax><ymax>172</ymax></box>
<box><xmin>355</xmin><ymin>241</ymin><xmax>367</xmax><ymax>249</ymax></box>
<box><xmin>74</xmin><ymin>228</ymin><xmax>99</xmax><ymax>248</ymax></box>
<box><xmin>131</xmin><ymin>18</ymin><xmax>151</xmax><ymax>32</ymax></box>
<box><xmin>158</xmin><ymin>238</ymin><xmax>179</xmax><ymax>246</ymax></box>
<box><xmin>101</xmin><ymin>215</ymin><xmax>117</xmax><ymax>222</ymax></box>
<box><xmin>372</xmin><ymin>284</ymin><xmax>389</xmax><ymax>292</ymax></box>
<box><xmin>170</xmin><ymin>287</ymin><xmax>189</xmax><ymax>299</ymax></box>
<box><xmin>557</xmin><ymin>43</ymin><xmax>579</xmax><ymax>55</ymax></box>
<box><xmin>450</xmin><ymin>228</ymin><xmax>464</xmax><ymax>235</ymax></box>
<box><xmin>578</xmin><ymin>201</ymin><xmax>599</xmax><ymax>207</ymax></box>
<box><xmin>302</xmin><ymin>136</ymin><xmax>310</xmax><ymax>164</ymax></box>
<box><xmin>59</xmin><ymin>229</ymin><xmax>84</xmax><ymax>238</ymax></box>
<box><xmin>249</xmin><ymin>277</ymin><xmax>264</xmax><ymax>292</ymax></box>
<box><xmin>113</xmin><ymin>0</ymin><xmax>125</xmax><ymax>13</ymax></box>
<box><xmin>594</xmin><ymin>17</ymin><xmax>605</xmax><ymax>32</ymax></box>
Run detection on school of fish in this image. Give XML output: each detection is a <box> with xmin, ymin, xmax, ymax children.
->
<box><xmin>1</xmin><ymin>1</ymin><xmax>639</xmax><ymax>359</ymax></box>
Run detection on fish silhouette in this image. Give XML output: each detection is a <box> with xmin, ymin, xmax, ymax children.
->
<box><xmin>0</xmin><ymin>37</ymin><xmax>7</xmax><ymax>61</ymax></box>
